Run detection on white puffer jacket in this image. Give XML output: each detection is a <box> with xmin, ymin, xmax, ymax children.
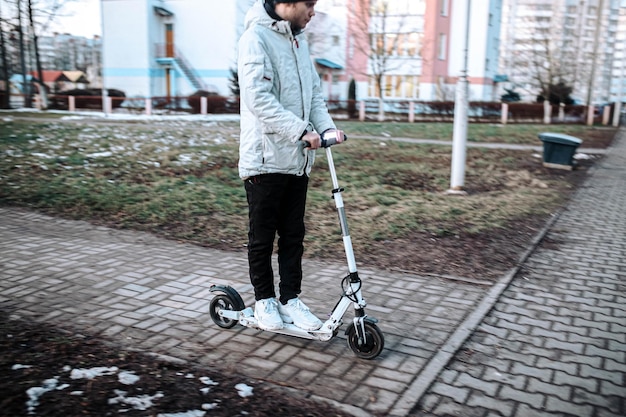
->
<box><xmin>238</xmin><ymin>0</ymin><xmax>335</xmax><ymax>179</ymax></box>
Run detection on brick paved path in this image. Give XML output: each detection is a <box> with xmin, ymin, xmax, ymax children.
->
<box><xmin>414</xmin><ymin>131</ymin><xmax>626</xmax><ymax>417</ymax></box>
<box><xmin>0</xmin><ymin>208</ymin><xmax>487</xmax><ymax>416</ymax></box>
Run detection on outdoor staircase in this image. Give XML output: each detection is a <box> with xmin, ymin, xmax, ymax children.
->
<box><xmin>155</xmin><ymin>45</ymin><xmax>207</xmax><ymax>92</ymax></box>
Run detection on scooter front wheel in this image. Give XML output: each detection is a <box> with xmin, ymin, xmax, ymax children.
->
<box><xmin>209</xmin><ymin>294</ymin><xmax>238</xmax><ymax>329</ymax></box>
<box><xmin>346</xmin><ymin>321</ymin><xmax>384</xmax><ymax>359</ymax></box>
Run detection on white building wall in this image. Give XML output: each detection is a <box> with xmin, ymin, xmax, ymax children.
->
<box><xmin>102</xmin><ymin>0</ymin><xmax>250</xmax><ymax>98</ymax></box>
<box><xmin>163</xmin><ymin>0</ymin><xmax>240</xmax><ymax>95</ymax></box>
<box><xmin>102</xmin><ymin>0</ymin><xmax>153</xmax><ymax>97</ymax></box>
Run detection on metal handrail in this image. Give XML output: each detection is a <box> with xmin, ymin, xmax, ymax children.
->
<box><xmin>154</xmin><ymin>43</ymin><xmax>207</xmax><ymax>91</ymax></box>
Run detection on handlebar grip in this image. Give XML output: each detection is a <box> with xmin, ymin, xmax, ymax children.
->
<box><xmin>320</xmin><ymin>131</ymin><xmax>348</xmax><ymax>148</ymax></box>
<box><xmin>302</xmin><ymin>131</ymin><xmax>347</xmax><ymax>148</ymax></box>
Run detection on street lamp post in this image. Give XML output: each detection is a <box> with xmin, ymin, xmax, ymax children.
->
<box><xmin>448</xmin><ymin>0</ymin><xmax>471</xmax><ymax>194</ymax></box>
<box><xmin>100</xmin><ymin>0</ymin><xmax>108</xmax><ymax>116</ymax></box>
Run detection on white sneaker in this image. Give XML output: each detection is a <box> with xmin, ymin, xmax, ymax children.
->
<box><xmin>254</xmin><ymin>298</ymin><xmax>283</xmax><ymax>331</ymax></box>
<box><xmin>278</xmin><ymin>298</ymin><xmax>322</xmax><ymax>331</ymax></box>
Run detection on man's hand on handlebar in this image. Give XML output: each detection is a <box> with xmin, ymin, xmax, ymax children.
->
<box><xmin>302</xmin><ymin>129</ymin><xmax>347</xmax><ymax>149</ymax></box>
<box><xmin>302</xmin><ymin>131</ymin><xmax>322</xmax><ymax>149</ymax></box>
<box><xmin>322</xmin><ymin>129</ymin><xmax>346</xmax><ymax>146</ymax></box>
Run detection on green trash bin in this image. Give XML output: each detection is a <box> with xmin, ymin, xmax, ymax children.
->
<box><xmin>538</xmin><ymin>132</ymin><xmax>583</xmax><ymax>170</ymax></box>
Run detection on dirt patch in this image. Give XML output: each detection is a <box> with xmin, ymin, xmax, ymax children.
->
<box><xmin>353</xmin><ymin>153</ymin><xmax>597</xmax><ymax>280</ymax></box>
<box><xmin>359</xmin><ymin>220</ymin><xmax>540</xmax><ymax>280</ymax></box>
<box><xmin>0</xmin><ymin>310</ymin><xmax>353</xmax><ymax>417</ymax></box>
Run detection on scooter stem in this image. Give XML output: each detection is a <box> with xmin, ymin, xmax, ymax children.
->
<box><xmin>325</xmin><ymin>147</ymin><xmax>358</xmax><ymax>273</ymax></box>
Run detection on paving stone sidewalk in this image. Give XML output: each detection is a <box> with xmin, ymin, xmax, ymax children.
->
<box><xmin>0</xmin><ymin>206</ymin><xmax>491</xmax><ymax>416</ymax></box>
<box><xmin>413</xmin><ymin>131</ymin><xmax>626</xmax><ymax>417</ymax></box>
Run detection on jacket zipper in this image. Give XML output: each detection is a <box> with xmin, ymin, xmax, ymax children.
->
<box><xmin>292</xmin><ymin>34</ymin><xmax>308</xmax><ymax>175</ymax></box>
<box><xmin>292</xmin><ymin>35</ymin><xmax>306</xmax><ymax>122</ymax></box>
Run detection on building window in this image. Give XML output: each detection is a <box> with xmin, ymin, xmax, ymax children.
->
<box><xmin>369</xmin><ymin>75</ymin><xmax>420</xmax><ymax>99</ymax></box>
<box><xmin>370</xmin><ymin>0</ymin><xmax>387</xmax><ymax>15</ymax></box>
<box><xmin>379</xmin><ymin>0</ymin><xmax>426</xmax><ymax>15</ymax></box>
<box><xmin>371</xmin><ymin>33</ymin><xmax>385</xmax><ymax>55</ymax></box>
<box><xmin>440</xmin><ymin>0</ymin><xmax>449</xmax><ymax>16</ymax></box>
<box><xmin>368</xmin><ymin>81</ymin><xmax>374</xmax><ymax>98</ymax></box>
<box><xmin>385</xmin><ymin>33</ymin><xmax>397</xmax><ymax>55</ymax></box>
<box><xmin>406</xmin><ymin>32</ymin><xmax>421</xmax><ymax>56</ymax></box>
<box><xmin>437</xmin><ymin>33</ymin><xmax>447</xmax><ymax>60</ymax></box>
<box><xmin>383</xmin><ymin>75</ymin><xmax>393</xmax><ymax>96</ymax></box>
<box><xmin>349</xmin><ymin>35</ymin><xmax>355</xmax><ymax>59</ymax></box>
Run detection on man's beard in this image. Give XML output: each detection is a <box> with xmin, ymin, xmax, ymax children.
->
<box><xmin>291</xmin><ymin>23</ymin><xmax>303</xmax><ymax>33</ymax></box>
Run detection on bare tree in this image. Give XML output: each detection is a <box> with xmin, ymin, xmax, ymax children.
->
<box><xmin>347</xmin><ymin>0</ymin><xmax>416</xmax><ymax>100</ymax></box>
<box><xmin>507</xmin><ymin>13</ymin><xmax>579</xmax><ymax>103</ymax></box>
<box><xmin>27</xmin><ymin>0</ymin><xmax>48</xmax><ymax>108</ymax></box>
<box><xmin>2</xmin><ymin>0</ymin><xmax>71</xmax><ymax>108</ymax></box>
<box><xmin>0</xmin><ymin>1</ymin><xmax>11</xmax><ymax>108</ymax></box>
<box><xmin>16</xmin><ymin>0</ymin><xmax>31</xmax><ymax>107</ymax></box>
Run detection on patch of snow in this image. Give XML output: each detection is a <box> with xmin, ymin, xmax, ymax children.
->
<box><xmin>118</xmin><ymin>371</ymin><xmax>140</xmax><ymax>385</ymax></box>
<box><xmin>235</xmin><ymin>383</ymin><xmax>254</xmax><ymax>398</ymax></box>
<box><xmin>574</xmin><ymin>153</ymin><xmax>592</xmax><ymax>160</ymax></box>
<box><xmin>108</xmin><ymin>389</ymin><xmax>164</xmax><ymax>411</ymax></box>
<box><xmin>70</xmin><ymin>366</ymin><xmax>119</xmax><ymax>379</ymax></box>
<box><xmin>26</xmin><ymin>378</ymin><xmax>66</xmax><ymax>415</ymax></box>
<box><xmin>70</xmin><ymin>391</ymin><xmax>84</xmax><ymax>396</ymax></box>
<box><xmin>12</xmin><ymin>364</ymin><xmax>33</xmax><ymax>370</ymax></box>
<box><xmin>202</xmin><ymin>403</ymin><xmax>218</xmax><ymax>410</ymax></box>
<box><xmin>46</xmin><ymin>110</ymin><xmax>240</xmax><ymax>123</ymax></box>
<box><xmin>177</xmin><ymin>154</ymin><xmax>194</xmax><ymax>164</ymax></box>
<box><xmin>31</xmin><ymin>152</ymin><xmax>54</xmax><ymax>159</ymax></box>
<box><xmin>199</xmin><ymin>376</ymin><xmax>219</xmax><ymax>386</ymax></box>
<box><xmin>5</xmin><ymin>149</ymin><xmax>23</xmax><ymax>157</ymax></box>
<box><xmin>157</xmin><ymin>410</ymin><xmax>206</xmax><ymax>417</ymax></box>
<box><xmin>86</xmin><ymin>151</ymin><xmax>113</xmax><ymax>158</ymax></box>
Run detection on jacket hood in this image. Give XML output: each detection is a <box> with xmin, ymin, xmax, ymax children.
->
<box><xmin>244</xmin><ymin>0</ymin><xmax>295</xmax><ymax>36</ymax></box>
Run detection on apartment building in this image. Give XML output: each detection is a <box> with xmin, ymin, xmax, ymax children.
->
<box><xmin>499</xmin><ymin>0</ymin><xmax>622</xmax><ymax>105</ymax></box>
<box><xmin>345</xmin><ymin>0</ymin><xmax>502</xmax><ymax>102</ymax></box>
<box><xmin>38</xmin><ymin>34</ymin><xmax>102</xmax><ymax>87</ymax></box>
<box><xmin>424</xmin><ymin>0</ymin><xmax>502</xmax><ymax>101</ymax></box>
<box><xmin>609</xmin><ymin>3</ymin><xmax>626</xmax><ymax>103</ymax></box>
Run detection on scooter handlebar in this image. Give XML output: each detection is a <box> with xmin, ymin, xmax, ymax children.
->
<box><xmin>303</xmin><ymin>130</ymin><xmax>347</xmax><ymax>148</ymax></box>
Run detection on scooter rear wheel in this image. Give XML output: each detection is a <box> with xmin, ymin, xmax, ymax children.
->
<box><xmin>209</xmin><ymin>294</ymin><xmax>238</xmax><ymax>329</ymax></box>
<box><xmin>346</xmin><ymin>321</ymin><xmax>384</xmax><ymax>359</ymax></box>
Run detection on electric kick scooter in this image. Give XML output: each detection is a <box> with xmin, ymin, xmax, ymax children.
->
<box><xmin>209</xmin><ymin>131</ymin><xmax>384</xmax><ymax>359</ymax></box>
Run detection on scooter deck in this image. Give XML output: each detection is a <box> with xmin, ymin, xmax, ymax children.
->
<box><xmin>220</xmin><ymin>307</ymin><xmax>335</xmax><ymax>341</ymax></box>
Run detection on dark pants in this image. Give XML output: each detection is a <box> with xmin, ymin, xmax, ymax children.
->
<box><xmin>244</xmin><ymin>173</ymin><xmax>308</xmax><ymax>304</ymax></box>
